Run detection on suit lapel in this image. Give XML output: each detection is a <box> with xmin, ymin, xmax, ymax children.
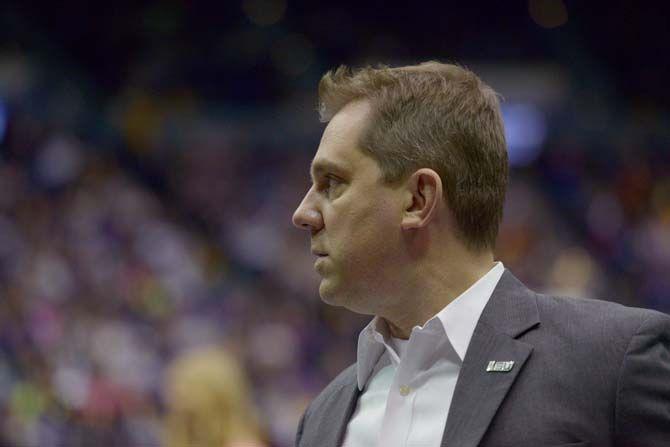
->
<box><xmin>441</xmin><ymin>270</ymin><xmax>540</xmax><ymax>447</ymax></box>
<box><xmin>316</xmin><ymin>381</ymin><xmax>361</xmax><ymax>447</ymax></box>
<box><xmin>440</xmin><ymin>324</ymin><xmax>534</xmax><ymax>447</ymax></box>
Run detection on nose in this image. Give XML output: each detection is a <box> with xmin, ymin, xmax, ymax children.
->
<box><xmin>292</xmin><ymin>189</ymin><xmax>323</xmax><ymax>232</ymax></box>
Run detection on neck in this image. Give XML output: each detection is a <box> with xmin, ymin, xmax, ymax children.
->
<box><xmin>381</xmin><ymin>250</ymin><xmax>496</xmax><ymax>339</ymax></box>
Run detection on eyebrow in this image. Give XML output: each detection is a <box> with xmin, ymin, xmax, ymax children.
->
<box><xmin>310</xmin><ymin>159</ymin><xmax>349</xmax><ymax>181</ymax></box>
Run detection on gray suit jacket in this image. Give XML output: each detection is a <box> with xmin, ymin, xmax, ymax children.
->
<box><xmin>295</xmin><ymin>270</ymin><xmax>670</xmax><ymax>447</ymax></box>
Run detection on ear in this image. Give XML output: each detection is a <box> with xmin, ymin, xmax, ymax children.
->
<box><xmin>400</xmin><ymin>169</ymin><xmax>443</xmax><ymax>230</ymax></box>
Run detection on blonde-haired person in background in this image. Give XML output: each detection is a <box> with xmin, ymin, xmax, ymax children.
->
<box><xmin>163</xmin><ymin>346</ymin><xmax>267</xmax><ymax>447</ymax></box>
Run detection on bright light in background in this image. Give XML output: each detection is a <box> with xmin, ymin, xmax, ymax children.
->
<box><xmin>502</xmin><ymin>103</ymin><xmax>548</xmax><ymax>167</ymax></box>
<box><xmin>471</xmin><ymin>63</ymin><xmax>566</xmax><ymax>166</ymax></box>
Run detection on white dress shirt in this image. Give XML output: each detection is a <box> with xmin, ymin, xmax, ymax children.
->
<box><xmin>342</xmin><ymin>262</ymin><xmax>505</xmax><ymax>447</ymax></box>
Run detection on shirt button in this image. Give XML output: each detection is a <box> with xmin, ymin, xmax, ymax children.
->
<box><xmin>399</xmin><ymin>385</ymin><xmax>411</xmax><ymax>396</ymax></box>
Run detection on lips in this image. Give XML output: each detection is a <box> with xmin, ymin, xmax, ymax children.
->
<box><xmin>314</xmin><ymin>255</ymin><xmax>328</xmax><ymax>269</ymax></box>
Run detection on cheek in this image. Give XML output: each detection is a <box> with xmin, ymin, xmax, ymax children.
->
<box><xmin>338</xmin><ymin>199</ymin><xmax>399</xmax><ymax>258</ymax></box>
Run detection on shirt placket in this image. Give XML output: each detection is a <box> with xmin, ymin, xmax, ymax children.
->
<box><xmin>377</xmin><ymin>359</ymin><xmax>417</xmax><ymax>446</ymax></box>
<box><xmin>377</xmin><ymin>331</ymin><xmax>429</xmax><ymax>447</ymax></box>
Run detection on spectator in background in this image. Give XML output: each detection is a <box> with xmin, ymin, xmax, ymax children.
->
<box><xmin>163</xmin><ymin>346</ymin><xmax>267</xmax><ymax>447</ymax></box>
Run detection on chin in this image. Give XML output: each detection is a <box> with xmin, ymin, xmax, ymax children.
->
<box><xmin>319</xmin><ymin>283</ymin><xmax>372</xmax><ymax>315</ymax></box>
<box><xmin>318</xmin><ymin>283</ymin><xmax>337</xmax><ymax>305</ymax></box>
<box><xmin>319</xmin><ymin>280</ymin><xmax>346</xmax><ymax>307</ymax></box>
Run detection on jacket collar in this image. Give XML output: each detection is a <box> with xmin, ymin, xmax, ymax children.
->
<box><xmin>440</xmin><ymin>269</ymin><xmax>540</xmax><ymax>447</ymax></box>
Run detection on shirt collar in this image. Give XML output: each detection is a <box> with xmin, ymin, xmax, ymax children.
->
<box><xmin>355</xmin><ymin>262</ymin><xmax>505</xmax><ymax>390</ymax></box>
<box><xmin>435</xmin><ymin>261</ymin><xmax>505</xmax><ymax>360</ymax></box>
<box><xmin>356</xmin><ymin>316</ymin><xmax>393</xmax><ymax>390</ymax></box>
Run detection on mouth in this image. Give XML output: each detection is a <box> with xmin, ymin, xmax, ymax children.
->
<box><xmin>314</xmin><ymin>255</ymin><xmax>328</xmax><ymax>270</ymax></box>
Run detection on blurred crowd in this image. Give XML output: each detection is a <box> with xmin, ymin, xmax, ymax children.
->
<box><xmin>0</xmin><ymin>36</ymin><xmax>669</xmax><ymax>447</ymax></box>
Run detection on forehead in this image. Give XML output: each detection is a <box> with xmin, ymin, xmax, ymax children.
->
<box><xmin>310</xmin><ymin>100</ymin><xmax>371</xmax><ymax>179</ymax></box>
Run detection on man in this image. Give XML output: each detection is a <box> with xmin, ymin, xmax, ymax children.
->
<box><xmin>291</xmin><ymin>62</ymin><xmax>670</xmax><ymax>447</ymax></box>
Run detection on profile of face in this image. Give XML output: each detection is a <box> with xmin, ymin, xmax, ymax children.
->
<box><xmin>292</xmin><ymin>100</ymin><xmax>409</xmax><ymax>315</ymax></box>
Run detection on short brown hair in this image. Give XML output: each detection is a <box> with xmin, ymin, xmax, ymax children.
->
<box><xmin>318</xmin><ymin>61</ymin><xmax>508</xmax><ymax>251</ymax></box>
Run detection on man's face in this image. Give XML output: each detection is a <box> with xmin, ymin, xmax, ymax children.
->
<box><xmin>292</xmin><ymin>100</ymin><xmax>406</xmax><ymax>314</ymax></box>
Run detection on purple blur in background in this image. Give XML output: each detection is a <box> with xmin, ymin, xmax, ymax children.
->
<box><xmin>0</xmin><ymin>1</ymin><xmax>668</xmax><ymax>446</ymax></box>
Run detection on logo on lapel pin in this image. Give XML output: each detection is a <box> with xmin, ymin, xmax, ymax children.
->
<box><xmin>486</xmin><ymin>360</ymin><xmax>515</xmax><ymax>372</ymax></box>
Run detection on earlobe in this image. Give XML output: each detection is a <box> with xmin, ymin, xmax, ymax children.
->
<box><xmin>401</xmin><ymin>215</ymin><xmax>422</xmax><ymax>230</ymax></box>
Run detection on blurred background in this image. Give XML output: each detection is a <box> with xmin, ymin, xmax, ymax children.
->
<box><xmin>0</xmin><ymin>1</ymin><xmax>668</xmax><ymax>445</ymax></box>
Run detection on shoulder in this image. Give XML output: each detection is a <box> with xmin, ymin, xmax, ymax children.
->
<box><xmin>532</xmin><ymin>292</ymin><xmax>670</xmax><ymax>351</ymax></box>
<box><xmin>535</xmin><ymin>293</ymin><xmax>668</xmax><ymax>330</ymax></box>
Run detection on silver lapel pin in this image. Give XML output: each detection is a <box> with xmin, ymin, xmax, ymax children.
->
<box><xmin>486</xmin><ymin>360</ymin><xmax>515</xmax><ymax>372</ymax></box>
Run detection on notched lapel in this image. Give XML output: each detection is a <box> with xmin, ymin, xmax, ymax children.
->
<box><xmin>441</xmin><ymin>270</ymin><xmax>541</xmax><ymax>447</ymax></box>
<box><xmin>441</xmin><ymin>325</ymin><xmax>533</xmax><ymax>447</ymax></box>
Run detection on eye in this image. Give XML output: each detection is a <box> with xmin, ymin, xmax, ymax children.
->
<box><xmin>320</xmin><ymin>176</ymin><xmax>341</xmax><ymax>196</ymax></box>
